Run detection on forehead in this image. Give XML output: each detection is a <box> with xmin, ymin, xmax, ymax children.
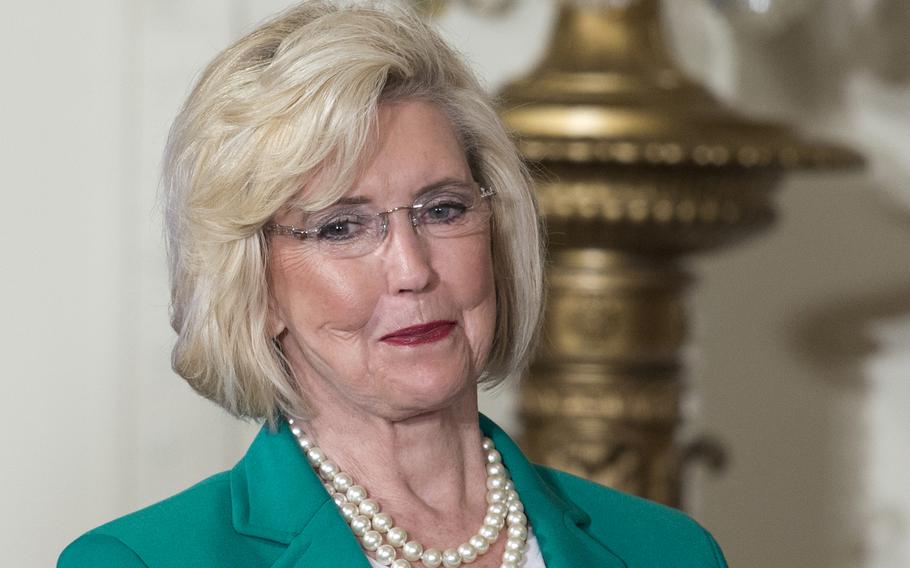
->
<box><xmin>283</xmin><ymin>100</ymin><xmax>472</xmax><ymax>215</ymax></box>
<box><xmin>346</xmin><ymin>100</ymin><xmax>472</xmax><ymax>201</ymax></box>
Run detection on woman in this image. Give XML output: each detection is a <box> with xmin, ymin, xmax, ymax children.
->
<box><xmin>59</xmin><ymin>2</ymin><xmax>727</xmax><ymax>567</ymax></box>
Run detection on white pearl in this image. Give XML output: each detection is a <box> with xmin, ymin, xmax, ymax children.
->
<box><xmin>421</xmin><ymin>548</ymin><xmax>443</xmax><ymax>567</ymax></box>
<box><xmin>333</xmin><ymin>472</ymin><xmax>353</xmax><ymax>492</ymax></box>
<box><xmin>506</xmin><ymin>511</ymin><xmax>527</xmax><ymax>527</ymax></box>
<box><xmin>507</xmin><ymin>525</ymin><xmax>528</xmax><ymax>540</ymax></box>
<box><xmin>486</xmin><ymin>463</ymin><xmax>506</xmax><ymax>477</ymax></box>
<box><xmin>359</xmin><ymin>499</ymin><xmax>381</xmax><ymax>518</ymax></box>
<box><xmin>483</xmin><ymin>513</ymin><xmax>505</xmax><ymax>529</ymax></box>
<box><xmin>346</xmin><ymin>485</ymin><xmax>367</xmax><ymax>504</ymax></box>
<box><xmin>486</xmin><ymin>489</ymin><xmax>508</xmax><ymax>505</ymax></box>
<box><xmin>502</xmin><ymin>549</ymin><xmax>522</xmax><ymax>564</ymax></box>
<box><xmin>340</xmin><ymin>503</ymin><xmax>359</xmax><ymax>521</ymax></box>
<box><xmin>478</xmin><ymin>524</ymin><xmax>499</xmax><ymax>541</ymax></box>
<box><xmin>306</xmin><ymin>446</ymin><xmax>326</xmax><ymax>466</ymax></box>
<box><xmin>505</xmin><ymin>537</ymin><xmax>525</xmax><ymax>553</ymax></box>
<box><xmin>350</xmin><ymin>515</ymin><xmax>371</xmax><ymax>536</ymax></box>
<box><xmin>402</xmin><ymin>541</ymin><xmax>423</xmax><ymax>561</ymax></box>
<box><xmin>319</xmin><ymin>460</ymin><xmax>339</xmax><ymax>480</ymax></box>
<box><xmin>456</xmin><ymin>543</ymin><xmax>477</xmax><ymax>563</ymax></box>
<box><xmin>468</xmin><ymin>534</ymin><xmax>489</xmax><ymax>554</ymax></box>
<box><xmin>375</xmin><ymin>544</ymin><xmax>397</xmax><ymax>565</ymax></box>
<box><xmin>362</xmin><ymin>530</ymin><xmax>383</xmax><ymax>551</ymax></box>
<box><xmin>486</xmin><ymin>475</ymin><xmax>508</xmax><ymax>491</ymax></box>
<box><xmin>288</xmin><ymin>428</ymin><xmax>521</xmax><ymax>566</ymax></box>
<box><xmin>372</xmin><ymin>513</ymin><xmax>394</xmax><ymax>533</ymax></box>
<box><xmin>442</xmin><ymin>548</ymin><xmax>462</xmax><ymax>567</ymax></box>
<box><xmin>507</xmin><ymin>501</ymin><xmax>524</xmax><ymax>514</ymax></box>
<box><xmin>487</xmin><ymin>503</ymin><xmax>507</xmax><ymax>517</ymax></box>
<box><xmin>386</xmin><ymin>527</ymin><xmax>408</xmax><ymax>547</ymax></box>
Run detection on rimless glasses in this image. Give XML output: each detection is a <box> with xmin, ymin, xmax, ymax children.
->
<box><xmin>265</xmin><ymin>181</ymin><xmax>495</xmax><ymax>259</ymax></box>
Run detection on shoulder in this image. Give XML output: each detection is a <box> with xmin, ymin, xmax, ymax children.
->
<box><xmin>58</xmin><ymin>472</ymin><xmax>244</xmax><ymax>568</ymax></box>
<box><xmin>533</xmin><ymin>465</ymin><xmax>728</xmax><ymax>567</ymax></box>
<box><xmin>58</xmin><ymin>533</ymin><xmax>148</xmax><ymax>568</ymax></box>
<box><xmin>533</xmin><ymin>464</ymin><xmax>697</xmax><ymax>532</ymax></box>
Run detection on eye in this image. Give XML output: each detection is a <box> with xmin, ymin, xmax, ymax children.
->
<box><xmin>316</xmin><ymin>216</ymin><xmax>366</xmax><ymax>241</ymax></box>
<box><xmin>420</xmin><ymin>197</ymin><xmax>470</xmax><ymax>224</ymax></box>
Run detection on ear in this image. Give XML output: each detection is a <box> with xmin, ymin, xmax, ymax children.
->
<box><xmin>266</xmin><ymin>292</ymin><xmax>287</xmax><ymax>339</ymax></box>
<box><xmin>262</xmin><ymin>233</ymin><xmax>287</xmax><ymax>339</ymax></box>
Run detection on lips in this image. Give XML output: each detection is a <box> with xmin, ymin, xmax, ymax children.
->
<box><xmin>380</xmin><ymin>320</ymin><xmax>457</xmax><ymax>346</ymax></box>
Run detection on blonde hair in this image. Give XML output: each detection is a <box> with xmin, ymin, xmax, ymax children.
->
<box><xmin>164</xmin><ymin>1</ymin><xmax>544</xmax><ymax>424</ymax></box>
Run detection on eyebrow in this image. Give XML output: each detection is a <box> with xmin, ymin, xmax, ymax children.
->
<box><xmin>333</xmin><ymin>196</ymin><xmax>371</xmax><ymax>206</ymax></box>
<box><xmin>336</xmin><ymin>178</ymin><xmax>473</xmax><ymax>206</ymax></box>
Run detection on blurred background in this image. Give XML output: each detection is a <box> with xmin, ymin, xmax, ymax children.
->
<box><xmin>2</xmin><ymin>0</ymin><xmax>909</xmax><ymax>566</ymax></box>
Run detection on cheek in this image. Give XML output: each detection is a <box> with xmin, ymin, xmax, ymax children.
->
<box><xmin>433</xmin><ymin>236</ymin><xmax>497</xmax><ymax>338</ymax></box>
<box><xmin>440</xmin><ymin>235</ymin><xmax>495</xmax><ymax>304</ymax></box>
<box><xmin>270</xmin><ymin>250</ymin><xmax>380</xmax><ymax>336</ymax></box>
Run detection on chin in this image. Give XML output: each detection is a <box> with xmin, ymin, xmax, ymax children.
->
<box><xmin>379</xmin><ymin>366</ymin><xmax>477</xmax><ymax>418</ymax></box>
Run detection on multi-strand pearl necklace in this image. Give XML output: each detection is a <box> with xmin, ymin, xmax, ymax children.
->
<box><xmin>288</xmin><ymin>418</ymin><xmax>529</xmax><ymax>567</ymax></box>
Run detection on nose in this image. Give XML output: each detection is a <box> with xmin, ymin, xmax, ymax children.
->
<box><xmin>380</xmin><ymin>210</ymin><xmax>434</xmax><ymax>294</ymax></box>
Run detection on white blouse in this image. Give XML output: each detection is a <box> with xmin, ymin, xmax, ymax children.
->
<box><xmin>366</xmin><ymin>526</ymin><xmax>547</xmax><ymax>568</ymax></box>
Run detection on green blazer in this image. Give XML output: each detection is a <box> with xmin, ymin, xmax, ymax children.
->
<box><xmin>59</xmin><ymin>415</ymin><xmax>728</xmax><ymax>567</ymax></box>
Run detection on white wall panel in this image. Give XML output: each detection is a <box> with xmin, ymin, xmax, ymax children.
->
<box><xmin>0</xmin><ymin>1</ymin><xmax>134</xmax><ymax>564</ymax></box>
<box><xmin>867</xmin><ymin>317</ymin><xmax>910</xmax><ymax>568</ymax></box>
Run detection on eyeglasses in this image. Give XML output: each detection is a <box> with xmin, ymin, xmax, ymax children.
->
<box><xmin>265</xmin><ymin>182</ymin><xmax>495</xmax><ymax>259</ymax></box>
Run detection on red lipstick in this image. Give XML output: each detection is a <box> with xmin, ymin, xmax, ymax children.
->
<box><xmin>380</xmin><ymin>321</ymin><xmax>456</xmax><ymax>346</ymax></box>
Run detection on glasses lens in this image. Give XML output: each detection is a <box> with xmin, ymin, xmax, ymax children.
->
<box><xmin>310</xmin><ymin>213</ymin><xmax>383</xmax><ymax>258</ymax></box>
<box><xmin>418</xmin><ymin>185</ymin><xmax>490</xmax><ymax>238</ymax></box>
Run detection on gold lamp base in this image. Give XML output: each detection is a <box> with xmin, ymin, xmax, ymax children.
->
<box><xmin>500</xmin><ymin>0</ymin><xmax>861</xmax><ymax>507</ymax></box>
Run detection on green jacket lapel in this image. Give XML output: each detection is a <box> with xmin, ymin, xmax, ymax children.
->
<box><xmin>230</xmin><ymin>422</ymin><xmax>372</xmax><ymax>567</ymax></box>
<box><xmin>268</xmin><ymin>502</ymin><xmax>371</xmax><ymax>568</ymax></box>
<box><xmin>481</xmin><ymin>415</ymin><xmax>628</xmax><ymax>568</ymax></box>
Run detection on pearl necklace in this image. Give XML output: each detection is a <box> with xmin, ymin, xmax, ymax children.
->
<box><xmin>288</xmin><ymin>418</ymin><xmax>529</xmax><ymax>568</ymax></box>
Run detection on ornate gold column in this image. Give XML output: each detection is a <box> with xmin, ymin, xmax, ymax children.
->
<box><xmin>499</xmin><ymin>0</ymin><xmax>861</xmax><ymax>507</ymax></box>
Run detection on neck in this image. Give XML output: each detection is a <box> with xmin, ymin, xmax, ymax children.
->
<box><xmin>298</xmin><ymin>389</ymin><xmax>489</xmax><ymax>538</ymax></box>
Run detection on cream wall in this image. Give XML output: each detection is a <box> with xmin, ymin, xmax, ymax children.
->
<box><xmin>1</xmin><ymin>1</ymin><xmax>908</xmax><ymax>567</ymax></box>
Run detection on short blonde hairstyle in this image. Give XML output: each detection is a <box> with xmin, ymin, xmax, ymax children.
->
<box><xmin>164</xmin><ymin>0</ymin><xmax>544</xmax><ymax>424</ymax></box>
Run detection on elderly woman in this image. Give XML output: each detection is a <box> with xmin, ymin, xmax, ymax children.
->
<box><xmin>60</xmin><ymin>2</ymin><xmax>727</xmax><ymax>567</ymax></box>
